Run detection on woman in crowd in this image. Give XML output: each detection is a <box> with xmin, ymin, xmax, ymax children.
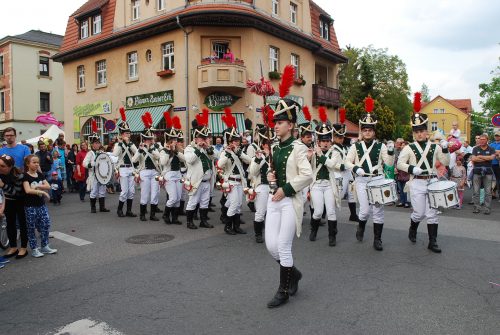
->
<box><xmin>66</xmin><ymin>144</ymin><xmax>78</xmax><ymax>192</ymax></box>
<box><xmin>74</xmin><ymin>142</ymin><xmax>89</xmax><ymax>202</ymax></box>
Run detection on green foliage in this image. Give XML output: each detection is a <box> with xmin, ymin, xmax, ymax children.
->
<box><xmin>479</xmin><ymin>61</ymin><xmax>500</xmax><ymax>116</ymax></box>
<box><xmin>268</xmin><ymin>71</ymin><xmax>281</xmax><ymax>80</ymax></box>
<box><xmin>471</xmin><ymin>110</ymin><xmax>495</xmax><ymax>138</ymax></box>
<box><xmin>344</xmin><ymin>99</ymin><xmax>396</xmax><ymax>141</ymax></box>
<box><xmin>420</xmin><ymin>83</ymin><xmax>431</xmax><ymax>103</ymax></box>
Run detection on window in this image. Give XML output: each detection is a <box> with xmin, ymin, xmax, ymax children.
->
<box><xmin>319</xmin><ymin>19</ymin><xmax>329</xmax><ymax>40</ymax></box>
<box><xmin>40</xmin><ymin>92</ymin><xmax>50</xmax><ymax>112</ymax></box>
<box><xmin>0</xmin><ymin>55</ymin><xmax>4</xmax><ymax>76</ymax></box>
<box><xmin>93</xmin><ymin>14</ymin><xmax>102</xmax><ymax>35</ymax></box>
<box><xmin>39</xmin><ymin>56</ymin><xmax>49</xmax><ymax>76</ymax></box>
<box><xmin>433</xmin><ymin>108</ymin><xmax>445</xmax><ymax>114</ymax></box>
<box><xmin>213</xmin><ymin>42</ymin><xmax>229</xmax><ymax>59</ymax></box>
<box><xmin>431</xmin><ymin>122</ymin><xmax>438</xmax><ymax>131</ymax></box>
<box><xmin>291</xmin><ymin>54</ymin><xmax>299</xmax><ymax>78</ymax></box>
<box><xmin>440</xmin><ymin>108</ymin><xmax>445</xmax><ymax>114</ymax></box>
<box><xmin>0</xmin><ymin>91</ymin><xmax>5</xmax><ymax>112</ymax></box>
<box><xmin>162</xmin><ymin>42</ymin><xmax>175</xmax><ymax>70</ymax></box>
<box><xmin>157</xmin><ymin>0</ymin><xmax>165</xmax><ymax>11</ymax></box>
<box><xmin>80</xmin><ymin>19</ymin><xmax>89</xmax><ymax>39</ymax></box>
<box><xmin>77</xmin><ymin>65</ymin><xmax>85</xmax><ymax>90</ymax></box>
<box><xmin>269</xmin><ymin>46</ymin><xmax>279</xmax><ymax>72</ymax></box>
<box><xmin>146</xmin><ymin>49</ymin><xmax>152</xmax><ymax>62</ymax></box>
<box><xmin>290</xmin><ymin>2</ymin><xmax>297</xmax><ymax>24</ymax></box>
<box><xmin>272</xmin><ymin>0</ymin><xmax>279</xmax><ymax>15</ymax></box>
<box><xmin>96</xmin><ymin>60</ymin><xmax>107</xmax><ymax>85</ymax></box>
<box><xmin>132</xmin><ymin>0</ymin><xmax>140</xmax><ymax>21</ymax></box>
<box><xmin>128</xmin><ymin>52</ymin><xmax>138</xmax><ymax>79</ymax></box>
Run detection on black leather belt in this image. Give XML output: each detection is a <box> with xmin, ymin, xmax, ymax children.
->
<box><xmin>414</xmin><ymin>175</ymin><xmax>435</xmax><ymax>180</ymax></box>
<box><xmin>120</xmin><ymin>164</ymin><xmax>132</xmax><ymax>168</ymax></box>
<box><xmin>228</xmin><ymin>177</ymin><xmax>241</xmax><ymax>182</ymax></box>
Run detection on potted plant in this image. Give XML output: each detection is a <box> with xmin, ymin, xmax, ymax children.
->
<box><xmin>294</xmin><ymin>75</ymin><xmax>306</xmax><ymax>86</ymax></box>
<box><xmin>157</xmin><ymin>69</ymin><xmax>175</xmax><ymax>77</ymax></box>
<box><xmin>235</xmin><ymin>58</ymin><xmax>245</xmax><ymax>66</ymax></box>
<box><xmin>268</xmin><ymin>71</ymin><xmax>281</xmax><ymax>80</ymax></box>
<box><xmin>201</xmin><ymin>58</ymin><xmax>211</xmax><ymax>65</ymax></box>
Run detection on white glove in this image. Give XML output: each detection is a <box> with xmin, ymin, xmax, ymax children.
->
<box><xmin>356</xmin><ymin>168</ymin><xmax>365</xmax><ymax>177</ymax></box>
<box><xmin>413</xmin><ymin>167</ymin><xmax>423</xmax><ymax>176</ymax></box>
<box><xmin>386</xmin><ymin>141</ymin><xmax>395</xmax><ymax>151</ymax></box>
<box><xmin>440</xmin><ymin>139</ymin><xmax>448</xmax><ymax>149</ymax></box>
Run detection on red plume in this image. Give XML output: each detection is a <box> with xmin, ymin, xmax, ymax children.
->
<box><xmin>279</xmin><ymin>65</ymin><xmax>295</xmax><ymax>98</ymax></box>
<box><xmin>221</xmin><ymin>107</ymin><xmax>236</xmax><ymax>128</ymax></box>
<box><xmin>91</xmin><ymin>118</ymin><xmax>98</xmax><ymax>133</ymax></box>
<box><xmin>303</xmin><ymin>106</ymin><xmax>311</xmax><ymax>121</ymax></box>
<box><xmin>319</xmin><ymin>106</ymin><xmax>328</xmax><ymax>123</ymax></box>
<box><xmin>119</xmin><ymin>106</ymin><xmax>126</xmax><ymax>121</ymax></box>
<box><xmin>164</xmin><ymin>111</ymin><xmax>172</xmax><ymax>128</ymax></box>
<box><xmin>266</xmin><ymin>106</ymin><xmax>275</xmax><ymax>128</ymax></box>
<box><xmin>142</xmin><ymin>112</ymin><xmax>153</xmax><ymax>128</ymax></box>
<box><xmin>172</xmin><ymin>116</ymin><xmax>181</xmax><ymax>129</ymax></box>
<box><xmin>339</xmin><ymin>108</ymin><xmax>346</xmax><ymax>124</ymax></box>
<box><xmin>413</xmin><ymin>92</ymin><xmax>422</xmax><ymax>113</ymax></box>
<box><xmin>364</xmin><ymin>96</ymin><xmax>374</xmax><ymax>113</ymax></box>
<box><xmin>196</xmin><ymin>108</ymin><xmax>209</xmax><ymax>127</ymax></box>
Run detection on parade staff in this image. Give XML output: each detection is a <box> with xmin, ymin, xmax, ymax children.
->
<box><xmin>331</xmin><ymin>108</ymin><xmax>358</xmax><ymax>222</ymax></box>
<box><xmin>132</xmin><ymin>112</ymin><xmax>161</xmax><ymax>222</ymax></box>
<box><xmin>113</xmin><ymin>107</ymin><xmax>137</xmax><ymax>218</ymax></box>
<box><xmin>217</xmin><ymin>108</ymin><xmax>252</xmax><ymax>235</ymax></box>
<box><xmin>184</xmin><ymin>109</ymin><xmax>215</xmax><ymax>230</ymax></box>
<box><xmin>159</xmin><ymin>113</ymin><xmax>185</xmax><ymax>225</ymax></box>
<box><xmin>83</xmin><ymin>119</ymin><xmax>110</xmax><ymax>213</ymax></box>
<box><xmin>397</xmin><ymin>93</ymin><xmax>450</xmax><ymax>253</ymax></box>
<box><xmin>309</xmin><ymin>107</ymin><xmax>341</xmax><ymax>246</ymax></box>
<box><xmin>345</xmin><ymin>96</ymin><xmax>395</xmax><ymax>251</ymax></box>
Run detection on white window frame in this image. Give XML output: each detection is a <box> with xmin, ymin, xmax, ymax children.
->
<box><xmin>319</xmin><ymin>19</ymin><xmax>329</xmax><ymax>40</ymax></box>
<box><xmin>269</xmin><ymin>46</ymin><xmax>279</xmax><ymax>72</ymax></box>
<box><xmin>157</xmin><ymin>0</ymin><xmax>165</xmax><ymax>11</ymax></box>
<box><xmin>0</xmin><ymin>91</ymin><xmax>5</xmax><ymax>112</ymax></box>
<box><xmin>132</xmin><ymin>0</ymin><xmax>140</xmax><ymax>21</ymax></box>
<box><xmin>93</xmin><ymin>14</ymin><xmax>102</xmax><ymax>35</ymax></box>
<box><xmin>162</xmin><ymin>42</ymin><xmax>175</xmax><ymax>71</ymax></box>
<box><xmin>272</xmin><ymin>0</ymin><xmax>279</xmax><ymax>15</ymax></box>
<box><xmin>77</xmin><ymin>65</ymin><xmax>85</xmax><ymax>90</ymax></box>
<box><xmin>128</xmin><ymin>52</ymin><xmax>138</xmax><ymax>79</ymax></box>
<box><xmin>431</xmin><ymin>122</ymin><xmax>438</xmax><ymax>131</ymax></box>
<box><xmin>39</xmin><ymin>56</ymin><xmax>49</xmax><ymax>76</ymax></box>
<box><xmin>80</xmin><ymin>19</ymin><xmax>89</xmax><ymax>39</ymax></box>
<box><xmin>96</xmin><ymin>60</ymin><xmax>107</xmax><ymax>86</ymax></box>
<box><xmin>291</xmin><ymin>53</ymin><xmax>299</xmax><ymax>79</ymax></box>
<box><xmin>290</xmin><ymin>2</ymin><xmax>297</xmax><ymax>24</ymax></box>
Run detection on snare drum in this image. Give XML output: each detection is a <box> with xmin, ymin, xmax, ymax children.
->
<box><xmin>366</xmin><ymin>178</ymin><xmax>398</xmax><ymax>205</ymax></box>
<box><xmin>427</xmin><ymin>180</ymin><xmax>458</xmax><ymax>209</ymax></box>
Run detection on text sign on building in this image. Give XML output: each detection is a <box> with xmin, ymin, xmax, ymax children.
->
<box><xmin>266</xmin><ymin>94</ymin><xmax>304</xmax><ymax>110</ymax></box>
<box><xmin>126</xmin><ymin>90</ymin><xmax>174</xmax><ymax>109</ymax></box>
<box><xmin>204</xmin><ymin>92</ymin><xmax>241</xmax><ymax>111</ymax></box>
<box><xmin>173</xmin><ymin>106</ymin><xmax>187</xmax><ymax>112</ymax></box>
<box><xmin>491</xmin><ymin>113</ymin><xmax>500</xmax><ymax>127</ymax></box>
<box><xmin>73</xmin><ymin>101</ymin><xmax>112</xmax><ymax>117</ymax></box>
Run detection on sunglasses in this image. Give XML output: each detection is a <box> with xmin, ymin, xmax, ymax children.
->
<box><xmin>1</xmin><ymin>154</ymin><xmax>12</xmax><ymax>160</ymax></box>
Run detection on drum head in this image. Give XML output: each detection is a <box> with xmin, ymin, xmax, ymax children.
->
<box><xmin>95</xmin><ymin>153</ymin><xmax>113</xmax><ymax>185</ymax></box>
<box><xmin>427</xmin><ymin>180</ymin><xmax>455</xmax><ymax>191</ymax></box>
<box><xmin>367</xmin><ymin>178</ymin><xmax>394</xmax><ymax>187</ymax></box>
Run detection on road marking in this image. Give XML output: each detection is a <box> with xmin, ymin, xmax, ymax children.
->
<box><xmin>51</xmin><ymin>318</ymin><xmax>125</xmax><ymax>335</ymax></box>
<box><xmin>51</xmin><ymin>231</ymin><xmax>93</xmax><ymax>246</ymax></box>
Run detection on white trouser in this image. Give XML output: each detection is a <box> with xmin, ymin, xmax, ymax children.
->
<box><xmin>119</xmin><ymin>167</ymin><xmax>135</xmax><ymax>202</ymax></box>
<box><xmin>337</xmin><ymin>171</ymin><xmax>355</xmax><ymax>203</ymax></box>
<box><xmin>355</xmin><ymin>176</ymin><xmax>384</xmax><ymax>223</ymax></box>
<box><xmin>164</xmin><ymin>170</ymin><xmax>182</xmax><ymax>207</ymax></box>
<box><xmin>311</xmin><ymin>180</ymin><xmax>337</xmax><ymax>221</ymax></box>
<box><xmin>90</xmin><ymin>178</ymin><xmax>106</xmax><ymax>199</ymax></box>
<box><xmin>410</xmin><ymin>179</ymin><xmax>439</xmax><ymax>225</ymax></box>
<box><xmin>225</xmin><ymin>183</ymin><xmax>243</xmax><ymax>217</ymax></box>
<box><xmin>265</xmin><ymin>196</ymin><xmax>296</xmax><ymax>267</ymax></box>
<box><xmin>254</xmin><ymin>184</ymin><xmax>270</xmax><ymax>222</ymax></box>
<box><xmin>186</xmin><ymin>180</ymin><xmax>210</xmax><ymax>210</ymax></box>
<box><xmin>140</xmin><ymin>169</ymin><xmax>159</xmax><ymax>205</ymax></box>
<box><xmin>181</xmin><ymin>172</ymin><xmax>188</xmax><ymax>201</ymax></box>
<box><xmin>302</xmin><ymin>186</ymin><xmax>310</xmax><ymax>205</ymax></box>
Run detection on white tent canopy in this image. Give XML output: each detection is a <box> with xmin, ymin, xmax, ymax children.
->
<box><xmin>25</xmin><ymin>125</ymin><xmax>65</xmax><ymax>145</ymax></box>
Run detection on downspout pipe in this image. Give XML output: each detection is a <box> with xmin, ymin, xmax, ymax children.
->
<box><xmin>176</xmin><ymin>16</ymin><xmax>192</xmax><ymax>143</ymax></box>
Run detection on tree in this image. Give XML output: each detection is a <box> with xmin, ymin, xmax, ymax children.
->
<box><xmin>420</xmin><ymin>83</ymin><xmax>431</xmax><ymax>103</ymax></box>
<box><xmin>338</xmin><ymin>46</ymin><xmax>363</xmax><ymax>105</ymax></box>
<box><xmin>344</xmin><ymin>99</ymin><xmax>395</xmax><ymax>141</ymax></box>
<box><xmin>479</xmin><ymin>61</ymin><xmax>500</xmax><ymax>116</ymax></box>
<box><xmin>470</xmin><ymin>110</ymin><xmax>494</xmax><ymax>140</ymax></box>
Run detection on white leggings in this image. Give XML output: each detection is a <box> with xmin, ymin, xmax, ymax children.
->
<box><xmin>254</xmin><ymin>184</ymin><xmax>269</xmax><ymax>222</ymax></box>
<box><xmin>224</xmin><ymin>183</ymin><xmax>243</xmax><ymax>217</ymax></box>
<box><xmin>410</xmin><ymin>179</ymin><xmax>439</xmax><ymax>225</ymax></box>
<box><xmin>265</xmin><ymin>196</ymin><xmax>296</xmax><ymax>267</ymax></box>
<box><xmin>165</xmin><ymin>171</ymin><xmax>182</xmax><ymax>207</ymax></box>
<box><xmin>355</xmin><ymin>176</ymin><xmax>384</xmax><ymax>223</ymax></box>
<box><xmin>119</xmin><ymin>167</ymin><xmax>135</xmax><ymax>202</ymax></box>
<box><xmin>311</xmin><ymin>180</ymin><xmax>337</xmax><ymax>221</ymax></box>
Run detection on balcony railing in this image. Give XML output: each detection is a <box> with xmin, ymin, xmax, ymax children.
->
<box><xmin>312</xmin><ymin>84</ymin><xmax>340</xmax><ymax>108</ymax></box>
<box><xmin>198</xmin><ymin>60</ymin><xmax>247</xmax><ymax>90</ymax></box>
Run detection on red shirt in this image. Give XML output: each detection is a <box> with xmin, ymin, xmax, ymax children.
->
<box><xmin>74</xmin><ymin>149</ymin><xmax>88</xmax><ymax>181</ymax></box>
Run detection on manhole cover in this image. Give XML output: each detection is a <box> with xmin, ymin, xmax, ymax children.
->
<box><xmin>126</xmin><ymin>234</ymin><xmax>174</xmax><ymax>244</ymax></box>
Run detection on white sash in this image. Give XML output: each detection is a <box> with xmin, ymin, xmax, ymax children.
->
<box><xmin>359</xmin><ymin>141</ymin><xmax>376</xmax><ymax>174</ymax></box>
<box><xmin>414</xmin><ymin>142</ymin><xmax>433</xmax><ymax>173</ymax></box>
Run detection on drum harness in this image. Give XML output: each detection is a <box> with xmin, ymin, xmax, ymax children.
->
<box><xmin>413</xmin><ymin>142</ymin><xmax>438</xmax><ymax>184</ymax></box>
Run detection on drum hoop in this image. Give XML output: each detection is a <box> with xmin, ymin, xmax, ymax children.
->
<box><xmin>95</xmin><ymin>154</ymin><xmax>113</xmax><ymax>184</ymax></box>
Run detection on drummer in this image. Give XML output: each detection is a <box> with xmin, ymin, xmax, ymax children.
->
<box><xmin>345</xmin><ymin>96</ymin><xmax>395</xmax><ymax>251</ymax></box>
<box><xmin>397</xmin><ymin>92</ymin><xmax>450</xmax><ymax>253</ymax></box>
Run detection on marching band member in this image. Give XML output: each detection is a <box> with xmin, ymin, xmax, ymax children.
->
<box><xmin>309</xmin><ymin>107</ymin><xmax>340</xmax><ymax>246</ymax></box>
<box><xmin>160</xmin><ymin>113</ymin><xmax>185</xmax><ymax>225</ymax></box>
<box><xmin>113</xmin><ymin>107</ymin><xmax>137</xmax><ymax>218</ymax></box>
<box><xmin>331</xmin><ymin>108</ymin><xmax>358</xmax><ymax>222</ymax></box>
<box><xmin>397</xmin><ymin>93</ymin><xmax>450</xmax><ymax>253</ymax></box>
<box><xmin>217</xmin><ymin>108</ymin><xmax>251</xmax><ymax>235</ymax></box>
<box><xmin>83</xmin><ymin>119</ymin><xmax>110</xmax><ymax>213</ymax></box>
<box><xmin>132</xmin><ymin>113</ymin><xmax>161</xmax><ymax>222</ymax></box>
<box><xmin>297</xmin><ymin>106</ymin><xmax>315</xmax><ymax>211</ymax></box>
<box><xmin>183</xmin><ymin>109</ymin><xmax>214</xmax><ymax>229</ymax></box>
<box><xmin>345</xmin><ymin>96</ymin><xmax>395</xmax><ymax>251</ymax></box>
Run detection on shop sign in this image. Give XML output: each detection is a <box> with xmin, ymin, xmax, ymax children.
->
<box><xmin>126</xmin><ymin>90</ymin><xmax>174</xmax><ymax>109</ymax></box>
<box><xmin>173</xmin><ymin>106</ymin><xmax>187</xmax><ymax>112</ymax></box>
<box><xmin>266</xmin><ymin>94</ymin><xmax>304</xmax><ymax>110</ymax></box>
<box><xmin>72</xmin><ymin>100</ymin><xmax>112</xmax><ymax>144</ymax></box>
<box><xmin>204</xmin><ymin>92</ymin><xmax>241</xmax><ymax>111</ymax></box>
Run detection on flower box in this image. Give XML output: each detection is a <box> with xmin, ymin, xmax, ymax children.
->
<box><xmin>234</xmin><ymin>59</ymin><xmax>245</xmax><ymax>66</ymax></box>
<box><xmin>268</xmin><ymin>71</ymin><xmax>281</xmax><ymax>80</ymax></box>
<box><xmin>157</xmin><ymin>69</ymin><xmax>175</xmax><ymax>77</ymax></box>
<box><xmin>294</xmin><ymin>77</ymin><xmax>306</xmax><ymax>86</ymax></box>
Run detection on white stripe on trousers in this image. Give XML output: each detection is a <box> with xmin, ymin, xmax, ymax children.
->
<box><xmin>119</xmin><ymin>167</ymin><xmax>135</xmax><ymax>202</ymax></box>
<box><xmin>410</xmin><ymin>179</ymin><xmax>439</xmax><ymax>224</ymax></box>
<box><xmin>265</xmin><ymin>196</ymin><xmax>295</xmax><ymax>267</ymax></box>
<box><xmin>355</xmin><ymin>176</ymin><xmax>384</xmax><ymax>223</ymax></box>
<box><xmin>140</xmin><ymin>169</ymin><xmax>159</xmax><ymax>205</ymax></box>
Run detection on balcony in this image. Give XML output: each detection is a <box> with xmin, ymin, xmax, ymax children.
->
<box><xmin>312</xmin><ymin>84</ymin><xmax>340</xmax><ymax>108</ymax></box>
<box><xmin>198</xmin><ymin>59</ymin><xmax>247</xmax><ymax>90</ymax></box>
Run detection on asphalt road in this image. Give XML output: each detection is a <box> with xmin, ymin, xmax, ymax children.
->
<box><xmin>0</xmin><ymin>189</ymin><xmax>499</xmax><ymax>335</ymax></box>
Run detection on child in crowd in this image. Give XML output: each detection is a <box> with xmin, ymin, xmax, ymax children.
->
<box><xmin>0</xmin><ymin>188</ymin><xmax>10</xmax><ymax>267</ymax></box>
<box><xmin>451</xmin><ymin>154</ymin><xmax>466</xmax><ymax>209</ymax></box>
<box><xmin>50</xmin><ymin>150</ymin><xmax>62</xmax><ymax>180</ymax></box>
<box><xmin>22</xmin><ymin>155</ymin><xmax>57</xmax><ymax>258</ymax></box>
<box><xmin>50</xmin><ymin>171</ymin><xmax>63</xmax><ymax>205</ymax></box>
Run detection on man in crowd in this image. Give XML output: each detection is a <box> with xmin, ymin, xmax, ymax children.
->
<box><xmin>35</xmin><ymin>140</ymin><xmax>53</xmax><ymax>179</ymax></box>
<box><xmin>471</xmin><ymin>134</ymin><xmax>496</xmax><ymax>214</ymax></box>
<box><xmin>490</xmin><ymin>131</ymin><xmax>500</xmax><ymax>199</ymax></box>
<box><xmin>0</xmin><ymin>127</ymin><xmax>31</xmax><ymax>170</ymax></box>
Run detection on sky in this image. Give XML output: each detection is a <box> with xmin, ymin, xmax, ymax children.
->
<box><xmin>0</xmin><ymin>0</ymin><xmax>498</xmax><ymax>112</ymax></box>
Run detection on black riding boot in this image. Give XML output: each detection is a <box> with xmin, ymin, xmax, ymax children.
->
<box><xmin>208</xmin><ymin>197</ymin><xmax>216</xmax><ymax>212</ymax></box>
<box><xmin>139</xmin><ymin>204</ymin><xmax>147</xmax><ymax>221</ymax></box>
<box><xmin>267</xmin><ymin>265</ymin><xmax>292</xmax><ymax>308</ymax></box>
<box><xmin>186</xmin><ymin>210</ymin><xmax>198</xmax><ymax>229</ymax></box>
<box><xmin>232</xmin><ymin>214</ymin><xmax>246</xmax><ymax>234</ymax></box>
<box><xmin>309</xmin><ymin>218</ymin><xmax>320</xmax><ymax>241</ymax></box>
<box><xmin>289</xmin><ymin>266</ymin><xmax>302</xmax><ymax>296</ymax></box>
<box><xmin>178</xmin><ymin>201</ymin><xmax>186</xmax><ymax>216</ymax></box>
<box><xmin>163</xmin><ymin>207</ymin><xmax>172</xmax><ymax>224</ymax></box>
<box><xmin>193</xmin><ymin>205</ymin><xmax>199</xmax><ymax>220</ymax></box>
<box><xmin>247</xmin><ymin>201</ymin><xmax>256</xmax><ymax>213</ymax></box>
<box><xmin>409</xmin><ymin>220</ymin><xmax>420</xmax><ymax>243</ymax></box>
<box><xmin>126</xmin><ymin>199</ymin><xmax>137</xmax><ymax>217</ymax></box>
<box><xmin>199</xmin><ymin>208</ymin><xmax>214</xmax><ymax>228</ymax></box>
<box><xmin>319</xmin><ymin>205</ymin><xmax>326</xmax><ymax>225</ymax></box>
<box><xmin>328</xmin><ymin>220</ymin><xmax>338</xmax><ymax>247</ymax></box>
<box><xmin>348</xmin><ymin>202</ymin><xmax>359</xmax><ymax>222</ymax></box>
<box><xmin>220</xmin><ymin>205</ymin><xmax>228</xmax><ymax>224</ymax></box>
<box><xmin>427</xmin><ymin>224</ymin><xmax>441</xmax><ymax>253</ymax></box>
<box><xmin>254</xmin><ymin>221</ymin><xmax>264</xmax><ymax>243</ymax></box>
<box><xmin>99</xmin><ymin>198</ymin><xmax>110</xmax><ymax>212</ymax></box>
<box><xmin>90</xmin><ymin>198</ymin><xmax>97</xmax><ymax>213</ymax></box>
<box><xmin>373</xmin><ymin>223</ymin><xmax>384</xmax><ymax>251</ymax></box>
<box><xmin>224</xmin><ymin>215</ymin><xmax>236</xmax><ymax>235</ymax></box>
<box><xmin>150</xmin><ymin>204</ymin><xmax>159</xmax><ymax>221</ymax></box>
<box><xmin>171</xmin><ymin>207</ymin><xmax>182</xmax><ymax>225</ymax></box>
<box><xmin>117</xmin><ymin>201</ymin><xmax>125</xmax><ymax>217</ymax></box>
<box><xmin>356</xmin><ymin>220</ymin><xmax>367</xmax><ymax>242</ymax></box>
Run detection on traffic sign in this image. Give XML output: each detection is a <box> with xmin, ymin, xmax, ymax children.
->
<box><xmin>104</xmin><ymin>119</ymin><xmax>116</xmax><ymax>132</ymax></box>
<box><xmin>491</xmin><ymin>113</ymin><xmax>500</xmax><ymax>127</ymax></box>
<box><xmin>173</xmin><ymin>107</ymin><xmax>187</xmax><ymax>112</ymax></box>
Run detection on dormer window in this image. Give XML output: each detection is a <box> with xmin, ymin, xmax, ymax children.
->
<box><xmin>80</xmin><ymin>19</ymin><xmax>89</xmax><ymax>39</ymax></box>
<box><xmin>93</xmin><ymin>14</ymin><xmax>102</xmax><ymax>35</ymax></box>
<box><xmin>290</xmin><ymin>2</ymin><xmax>297</xmax><ymax>24</ymax></box>
<box><xmin>319</xmin><ymin>18</ymin><xmax>330</xmax><ymax>40</ymax></box>
<box><xmin>132</xmin><ymin>0</ymin><xmax>140</xmax><ymax>21</ymax></box>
